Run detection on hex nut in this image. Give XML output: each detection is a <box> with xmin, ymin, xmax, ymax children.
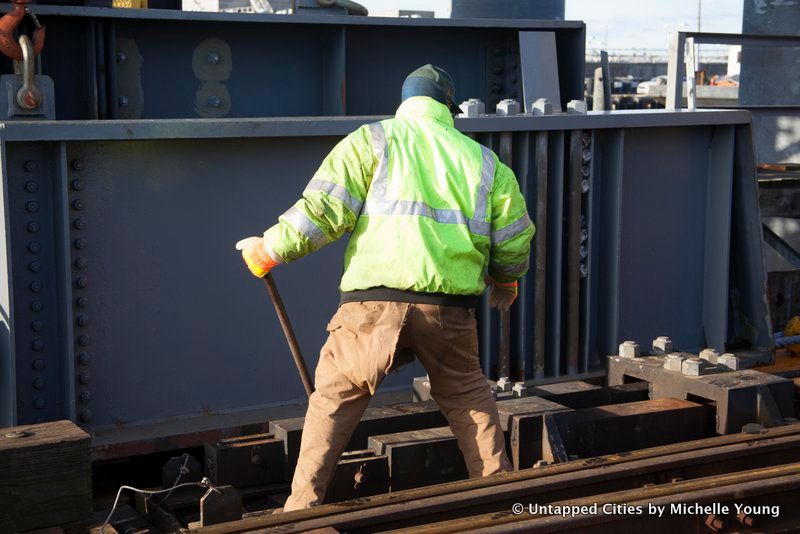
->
<box><xmin>663</xmin><ymin>353</ymin><xmax>685</xmax><ymax>371</ymax></box>
<box><xmin>618</xmin><ymin>340</ymin><xmax>640</xmax><ymax>358</ymax></box>
<box><xmin>532</xmin><ymin>98</ymin><xmax>553</xmax><ymax>115</ymax></box>
<box><xmin>459</xmin><ymin>98</ymin><xmax>485</xmax><ymax>118</ymax></box>
<box><xmin>495</xmin><ymin>376</ymin><xmax>512</xmax><ymax>392</ymax></box>
<box><xmin>699</xmin><ymin>348</ymin><xmax>719</xmax><ymax>364</ymax></box>
<box><xmin>567</xmin><ymin>99</ymin><xmax>587</xmax><ymax>114</ymax></box>
<box><xmin>717</xmin><ymin>353</ymin><xmax>742</xmax><ymax>371</ymax></box>
<box><xmin>512</xmin><ymin>382</ymin><xmax>527</xmax><ymax>398</ymax></box>
<box><xmin>681</xmin><ymin>357</ymin><xmax>708</xmax><ymax>376</ymax></box>
<box><xmin>496</xmin><ymin>99</ymin><xmax>520</xmax><ymax>116</ymax></box>
<box><xmin>652</xmin><ymin>336</ymin><xmax>673</xmax><ymax>354</ymax></box>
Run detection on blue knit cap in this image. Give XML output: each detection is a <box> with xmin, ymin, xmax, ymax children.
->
<box><xmin>401</xmin><ymin>64</ymin><xmax>461</xmax><ymax>113</ymax></box>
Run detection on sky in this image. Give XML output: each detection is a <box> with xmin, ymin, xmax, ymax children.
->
<box><xmin>358</xmin><ymin>0</ymin><xmax>745</xmax><ymax>52</ymax></box>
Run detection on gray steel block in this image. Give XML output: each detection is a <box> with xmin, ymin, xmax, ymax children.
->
<box><xmin>496</xmin><ymin>99</ymin><xmax>520</xmax><ymax>116</ymax></box>
<box><xmin>699</xmin><ymin>348</ymin><xmax>720</xmax><ymax>364</ymax></box>
<box><xmin>717</xmin><ymin>353</ymin><xmax>742</xmax><ymax>371</ymax></box>
<box><xmin>663</xmin><ymin>353</ymin><xmax>685</xmax><ymax>371</ymax></box>
<box><xmin>458</xmin><ymin>98</ymin><xmax>485</xmax><ymax>118</ymax></box>
<box><xmin>652</xmin><ymin>336</ymin><xmax>674</xmax><ymax>354</ymax></box>
<box><xmin>681</xmin><ymin>357</ymin><xmax>707</xmax><ymax>376</ymax></box>
<box><xmin>567</xmin><ymin>99</ymin><xmax>587</xmax><ymax>114</ymax></box>
<box><xmin>532</xmin><ymin>97</ymin><xmax>553</xmax><ymax>115</ymax></box>
<box><xmin>619</xmin><ymin>340</ymin><xmax>640</xmax><ymax>358</ymax></box>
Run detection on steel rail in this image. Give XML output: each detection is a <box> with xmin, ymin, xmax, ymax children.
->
<box><xmin>192</xmin><ymin>425</ymin><xmax>800</xmax><ymax>533</ymax></box>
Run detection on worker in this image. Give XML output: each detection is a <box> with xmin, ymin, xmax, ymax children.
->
<box><xmin>236</xmin><ymin>64</ymin><xmax>534</xmax><ymax>510</ymax></box>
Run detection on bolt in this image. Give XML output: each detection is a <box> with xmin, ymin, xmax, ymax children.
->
<box><xmin>24</xmin><ymin>160</ymin><xmax>36</xmax><ymax>172</ymax></box>
<box><xmin>79</xmin><ymin>409</ymin><xmax>92</xmax><ymax>423</ymax></box>
<box><xmin>116</xmin><ymin>51</ymin><xmax>127</xmax><ymax>63</ymax></box>
<box><xmin>26</xmin><ymin>200</ymin><xmax>39</xmax><ymax>213</ymax></box>
<box><xmin>619</xmin><ymin>340</ymin><xmax>640</xmax><ymax>358</ymax></box>
<box><xmin>31</xmin><ymin>338</ymin><xmax>43</xmax><ymax>351</ymax></box>
<box><xmin>579</xmin><ymin>263</ymin><xmax>588</xmax><ymax>278</ymax></box>
<box><xmin>652</xmin><ymin>336</ymin><xmax>674</xmax><ymax>354</ymax></box>
<box><xmin>28</xmin><ymin>241</ymin><xmax>40</xmax><ymax>253</ymax></box>
<box><xmin>581</xmin><ymin>165</ymin><xmax>590</xmax><ymax>178</ymax></box>
<box><xmin>78</xmin><ymin>372</ymin><xmax>91</xmax><ymax>385</ymax></box>
<box><xmin>74</xmin><ymin>238</ymin><xmax>87</xmax><ymax>250</ymax></box>
<box><xmin>32</xmin><ymin>359</ymin><xmax>45</xmax><ymax>370</ymax></box>
<box><xmin>73</xmin><ymin>218</ymin><xmax>86</xmax><ymax>230</ymax></box>
<box><xmin>663</xmin><ymin>352</ymin><xmax>685</xmax><ymax>371</ymax></box>
<box><xmin>495</xmin><ymin>377</ymin><xmax>512</xmax><ymax>392</ymax></box>
<box><xmin>699</xmin><ymin>348</ymin><xmax>719</xmax><ymax>364</ymax></box>
<box><xmin>717</xmin><ymin>353</ymin><xmax>742</xmax><ymax>371</ymax></box>
<box><xmin>581</xmin><ymin>148</ymin><xmax>592</xmax><ymax>163</ymax></box>
<box><xmin>495</xmin><ymin>99</ymin><xmax>520</xmax><ymax>116</ymax></box>
<box><xmin>742</xmin><ymin>422</ymin><xmax>765</xmax><ymax>434</ymax></box>
<box><xmin>71</xmin><ymin>179</ymin><xmax>84</xmax><ymax>191</ymax></box>
<box><xmin>567</xmin><ymin>99</ymin><xmax>588</xmax><ymax>114</ymax></box>
<box><xmin>75</xmin><ymin>276</ymin><xmax>88</xmax><ymax>289</ymax></box>
<box><xmin>512</xmin><ymin>382</ymin><xmax>527</xmax><ymax>398</ymax></box>
<box><xmin>78</xmin><ymin>352</ymin><xmax>90</xmax><ymax>365</ymax></box>
<box><xmin>27</xmin><ymin>221</ymin><xmax>40</xmax><ymax>233</ymax></box>
<box><xmin>207</xmin><ymin>52</ymin><xmax>220</xmax><ymax>64</ymax></box>
<box><xmin>580</xmin><ymin>215</ymin><xmax>587</xmax><ymax>228</ymax></box>
<box><xmin>29</xmin><ymin>281</ymin><xmax>41</xmax><ymax>293</ymax></box>
<box><xmin>25</xmin><ymin>180</ymin><xmax>38</xmax><ymax>192</ymax></box>
<box><xmin>74</xmin><ymin>257</ymin><xmax>88</xmax><ymax>270</ymax></box>
<box><xmin>580</xmin><ymin>228</ymin><xmax>588</xmax><ymax>243</ymax></box>
<box><xmin>581</xmin><ymin>179</ymin><xmax>590</xmax><ymax>193</ymax></box>
<box><xmin>532</xmin><ymin>98</ymin><xmax>553</xmax><ymax>116</ymax></box>
<box><xmin>29</xmin><ymin>260</ymin><xmax>41</xmax><ymax>273</ymax></box>
<box><xmin>77</xmin><ymin>334</ymin><xmax>90</xmax><ymax>347</ymax></box>
<box><xmin>207</xmin><ymin>95</ymin><xmax>222</xmax><ymax>108</ymax></box>
<box><xmin>681</xmin><ymin>357</ymin><xmax>707</xmax><ymax>376</ymax></box>
<box><xmin>118</xmin><ymin>96</ymin><xmax>129</xmax><ymax>107</ymax></box>
<box><xmin>32</xmin><ymin>377</ymin><xmax>44</xmax><ymax>390</ymax></box>
<box><xmin>458</xmin><ymin>99</ymin><xmax>485</xmax><ymax>118</ymax></box>
<box><xmin>77</xmin><ymin>314</ymin><xmax>89</xmax><ymax>327</ymax></box>
<box><xmin>71</xmin><ymin>159</ymin><xmax>83</xmax><ymax>171</ymax></box>
<box><xmin>33</xmin><ymin>397</ymin><xmax>46</xmax><ymax>409</ymax></box>
<box><xmin>76</xmin><ymin>296</ymin><xmax>88</xmax><ymax>308</ymax></box>
<box><xmin>30</xmin><ymin>319</ymin><xmax>43</xmax><ymax>332</ymax></box>
<box><xmin>737</xmin><ymin>512</ymin><xmax>755</xmax><ymax>527</ymax></box>
<box><xmin>579</xmin><ymin>245</ymin><xmax>587</xmax><ymax>260</ymax></box>
<box><xmin>581</xmin><ymin>132</ymin><xmax>592</xmax><ymax>148</ymax></box>
<box><xmin>72</xmin><ymin>199</ymin><xmax>84</xmax><ymax>211</ymax></box>
<box><xmin>79</xmin><ymin>390</ymin><xmax>91</xmax><ymax>403</ymax></box>
<box><xmin>30</xmin><ymin>300</ymin><xmax>42</xmax><ymax>312</ymax></box>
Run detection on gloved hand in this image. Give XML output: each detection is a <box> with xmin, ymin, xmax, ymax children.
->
<box><xmin>487</xmin><ymin>277</ymin><xmax>518</xmax><ymax>311</ymax></box>
<box><xmin>236</xmin><ymin>236</ymin><xmax>279</xmax><ymax>278</ymax></box>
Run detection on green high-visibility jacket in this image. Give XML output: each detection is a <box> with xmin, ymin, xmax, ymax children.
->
<box><xmin>263</xmin><ymin>96</ymin><xmax>535</xmax><ymax>295</ymax></box>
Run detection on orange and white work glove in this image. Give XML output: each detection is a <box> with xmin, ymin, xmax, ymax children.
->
<box><xmin>235</xmin><ymin>236</ymin><xmax>279</xmax><ymax>278</ymax></box>
<box><xmin>487</xmin><ymin>277</ymin><xmax>518</xmax><ymax>311</ymax></box>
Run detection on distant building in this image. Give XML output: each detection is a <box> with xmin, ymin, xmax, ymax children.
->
<box><xmin>371</xmin><ymin>10</ymin><xmax>435</xmax><ymax>18</ymax></box>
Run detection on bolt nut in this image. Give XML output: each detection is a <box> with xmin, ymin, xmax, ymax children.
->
<box><xmin>79</xmin><ymin>390</ymin><xmax>92</xmax><ymax>403</ymax></box>
<box><xmin>717</xmin><ymin>353</ymin><xmax>742</xmax><ymax>371</ymax></box>
<box><xmin>27</xmin><ymin>221</ymin><xmax>40</xmax><ymax>233</ymax></box>
<box><xmin>24</xmin><ymin>160</ymin><xmax>36</xmax><ymax>172</ymax></box>
<box><xmin>71</xmin><ymin>159</ymin><xmax>83</xmax><ymax>171</ymax></box>
<box><xmin>31</xmin><ymin>338</ymin><xmax>44</xmax><ymax>351</ymax></box>
<box><xmin>71</xmin><ymin>179</ymin><xmax>84</xmax><ymax>191</ymax></box>
<box><xmin>459</xmin><ymin>98</ymin><xmax>485</xmax><ymax>118</ymax></box>
<box><xmin>79</xmin><ymin>409</ymin><xmax>92</xmax><ymax>422</ymax></box>
<box><xmin>74</xmin><ymin>238</ymin><xmax>87</xmax><ymax>250</ymax></box>
<box><xmin>30</xmin><ymin>319</ymin><xmax>43</xmax><ymax>332</ymax></box>
<box><xmin>25</xmin><ymin>180</ymin><xmax>38</xmax><ymax>192</ymax></box>
<box><xmin>33</xmin><ymin>397</ymin><xmax>46</xmax><ymax>409</ymax></box>
<box><xmin>495</xmin><ymin>377</ymin><xmax>512</xmax><ymax>392</ymax></box>
<box><xmin>73</xmin><ymin>218</ymin><xmax>86</xmax><ymax>230</ymax></box>
<box><xmin>32</xmin><ymin>358</ymin><xmax>45</xmax><ymax>370</ymax></box>
<box><xmin>75</xmin><ymin>276</ymin><xmax>88</xmax><ymax>289</ymax></box>
<box><xmin>76</xmin><ymin>296</ymin><xmax>88</xmax><ymax>308</ymax></box>
<box><xmin>699</xmin><ymin>348</ymin><xmax>719</xmax><ymax>364</ymax></box>
<box><xmin>76</xmin><ymin>314</ymin><xmax>89</xmax><ymax>327</ymax></box>
<box><xmin>663</xmin><ymin>352</ymin><xmax>685</xmax><ymax>371</ymax></box>
<box><xmin>77</xmin><ymin>352</ymin><xmax>90</xmax><ymax>365</ymax></box>
<box><xmin>29</xmin><ymin>281</ymin><xmax>41</xmax><ymax>293</ymax></box>
<box><xmin>77</xmin><ymin>334</ymin><xmax>90</xmax><ymax>347</ymax></box>
<box><xmin>579</xmin><ymin>263</ymin><xmax>588</xmax><ymax>278</ymax></box>
<box><xmin>681</xmin><ymin>357</ymin><xmax>707</xmax><ymax>376</ymax></box>
<box><xmin>26</xmin><ymin>200</ymin><xmax>39</xmax><ymax>213</ymax></box>
<box><xmin>29</xmin><ymin>260</ymin><xmax>41</xmax><ymax>273</ymax></box>
<box><xmin>118</xmin><ymin>96</ymin><xmax>129</xmax><ymax>107</ymax></box>
<box><xmin>567</xmin><ymin>99</ymin><xmax>588</xmax><ymax>114</ymax></box>
<box><xmin>78</xmin><ymin>372</ymin><xmax>91</xmax><ymax>385</ymax></box>
<box><xmin>512</xmin><ymin>382</ymin><xmax>527</xmax><ymax>397</ymax></box>
<box><xmin>75</xmin><ymin>257</ymin><xmax>88</xmax><ymax>270</ymax></box>
<box><xmin>72</xmin><ymin>199</ymin><xmax>84</xmax><ymax>211</ymax></box>
<box><xmin>532</xmin><ymin>97</ymin><xmax>553</xmax><ymax>115</ymax></box>
<box><xmin>581</xmin><ymin>165</ymin><xmax>590</xmax><ymax>178</ymax></box>
<box><xmin>32</xmin><ymin>377</ymin><xmax>45</xmax><ymax>390</ymax></box>
<box><xmin>28</xmin><ymin>241</ymin><xmax>41</xmax><ymax>253</ymax></box>
<box><xmin>30</xmin><ymin>300</ymin><xmax>42</xmax><ymax>312</ymax></box>
<box><xmin>618</xmin><ymin>340</ymin><xmax>640</xmax><ymax>358</ymax></box>
<box><xmin>495</xmin><ymin>99</ymin><xmax>520</xmax><ymax>116</ymax></box>
<box><xmin>581</xmin><ymin>148</ymin><xmax>592</xmax><ymax>163</ymax></box>
<box><xmin>652</xmin><ymin>336</ymin><xmax>673</xmax><ymax>354</ymax></box>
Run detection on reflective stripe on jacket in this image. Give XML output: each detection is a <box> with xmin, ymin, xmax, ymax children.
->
<box><xmin>263</xmin><ymin>96</ymin><xmax>535</xmax><ymax>295</ymax></box>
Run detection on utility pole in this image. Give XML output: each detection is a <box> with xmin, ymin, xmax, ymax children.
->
<box><xmin>697</xmin><ymin>0</ymin><xmax>702</xmax><ymax>31</ymax></box>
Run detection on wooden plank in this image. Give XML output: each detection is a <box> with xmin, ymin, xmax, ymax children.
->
<box><xmin>0</xmin><ymin>420</ymin><xmax>92</xmax><ymax>533</ymax></box>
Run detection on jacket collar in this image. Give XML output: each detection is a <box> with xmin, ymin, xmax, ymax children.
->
<box><xmin>396</xmin><ymin>96</ymin><xmax>455</xmax><ymax>127</ymax></box>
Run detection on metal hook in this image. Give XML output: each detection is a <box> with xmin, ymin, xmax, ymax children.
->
<box><xmin>15</xmin><ymin>34</ymin><xmax>41</xmax><ymax>110</ymax></box>
<box><xmin>0</xmin><ymin>0</ymin><xmax>46</xmax><ymax>62</ymax></box>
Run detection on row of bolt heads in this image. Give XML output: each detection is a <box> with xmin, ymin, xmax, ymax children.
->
<box><xmin>618</xmin><ymin>338</ymin><xmax>742</xmax><ymax>376</ymax></box>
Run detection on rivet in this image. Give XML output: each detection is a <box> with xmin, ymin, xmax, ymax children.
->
<box><xmin>118</xmin><ymin>96</ymin><xmax>129</xmax><ymax>107</ymax></box>
<box><xmin>79</xmin><ymin>409</ymin><xmax>92</xmax><ymax>422</ymax></box>
<box><xmin>24</xmin><ymin>160</ymin><xmax>36</xmax><ymax>172</ymax></box>
<box><xmin>77</xmin><ymin>314</ymin><xmax>89</xmax><ymax>327</ymax></box>
<box><xmin>31</xmin><ymin>358</ymin><xmax>45</xmax><ymax>370</ymax></box>
<box><xmin>73</xmin><ymin>218</ymin><xmax>86</xmax><ymax>230</ymax></box>
<box><xmin>33</xmin><ymin>398</ymin><xmax>46</xmax><ymax>409</ymax></box>
<box><xmin>71</xmin><ymin>179</ymin><xmax>84</xmax><ymax>191</ymax></box>
<box><xmin>29</xmin><ymin>280</ymin><xmax>41</xmax><ymax>293</ymax></box>
<box><xmin>29</xmin><ymin>260</ymin><xmax>41</xmax><ymax>273</ymax></box>
<box><xmin>116</xmin><ymin>51</ymin><xmax>127</xmax><ymax>63</ymax></box>
<box><xmin>26</xmin><ymin>200</ymin><xmax>39</xmax><ymax>213</ymax></box>
<box><xmin>30</xmin><ymin>319</ymin><xmax>43</xmax><ymax>332</ymax></box>
<box><xmin>77</xmin><ymin>352</ymin><xmax>90</xmax><ymax>365</ymax></box>
<box><xmin>77</xmin><ymin>334</ymin><xmax>90</xmax><ymax>346</ymax></box>
<box><xmin>79</xmin><ymin>390</ymin><xmax>91</xmax><ymax>403</ymax></box>
<box><xmin>72</xmin><ymin>199</ymin><xmax>84</xmax><ymax>211</ymax></box>
<box><xmin>28</xmin><ymin>241</ymin><xmax>40</xmax><ymax>253</ymax></box>
<box><xmin>71</xmin><ymin>159</ymin><xmax>83</xmax><ymax>171</ymax></box>
<box><xmin>582</xmin><ymin>148</ymin><xmax>592</xmax><ymax>163</ymax></box>
<box><xmin>31</xmin><ymin>338</ymin><xmax>44</xmax><ymax>351</ymax></box>
<box><xmin>75</xmin><ymin>276</ymin><xmax>88</xmax><ymax>288</ymax></box>
<box><xmin>76</xmin><ymin>296</ymin><xmax>88</xmax><ymax>308</ymax></box>
<box><xmin>27</xmin><ymin>221</ymin><xmax>40</xmax><ymax>233</ymax></box>
<box><xmin>25</xmin><ymin>180</ymin><xmax>38</xmax><ymax>192</ymax></box>
<box><xmin>74</xmin><ymin>238</ymin><xmax>87</xmax><ymax>250</ymax></box>
<box><xmin>74</xmin><ymin>257</ymin><xmax>88</xmax><ymax>269</ymax></box>
<box><xmin>78</xmin><ymin>372</ymin><xmax>91</xmax><ymax>384</ymax></box>
<box><xmin>30</xmin><ymin>300</ymin><xmax>42</xmax><ymax>312</ymax></box>
<box><xmin>208</xmin><ymin>95</ymin><xmax>222</xmax><ymax>108</ymax></box>
<box><xmin>32</xmin><ymin>377</ymin><xmax>44</xmax><ymax>390</ymax></box>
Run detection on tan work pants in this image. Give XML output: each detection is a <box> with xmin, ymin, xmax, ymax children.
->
<box><xmin>283</xmin><ymin>301</ymin><xmax>511</xmax><ymax>511</ymax></box>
